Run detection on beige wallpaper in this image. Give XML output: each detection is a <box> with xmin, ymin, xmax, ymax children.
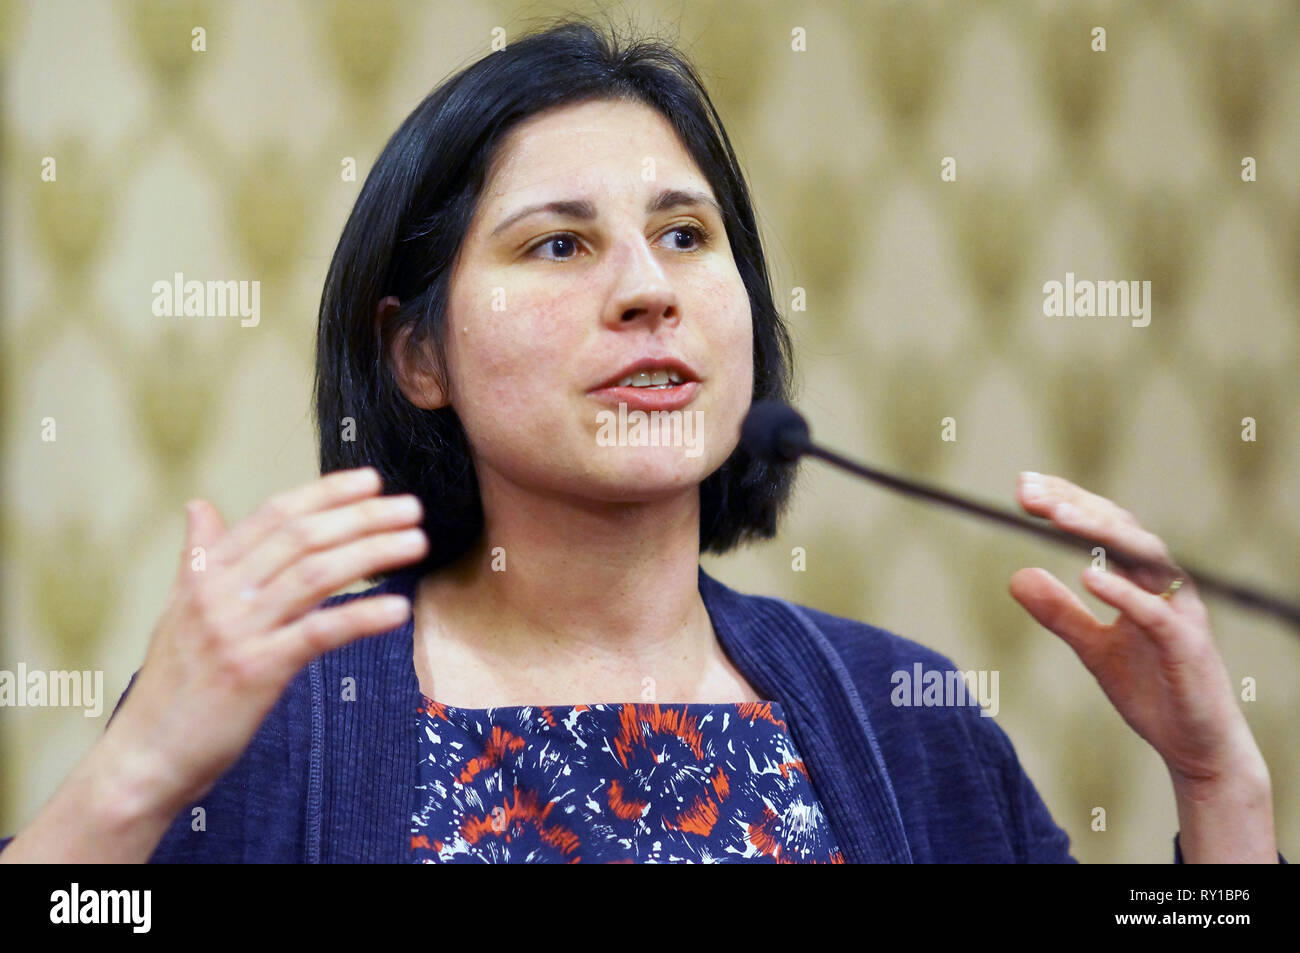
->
<box><xmin>3</xmin><ymin>0</ymin><xmax>1298</xmax><ymax>863</ymax></box>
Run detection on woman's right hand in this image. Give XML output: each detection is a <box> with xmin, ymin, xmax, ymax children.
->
<box><xmin>113</xmin><ymin>466</ymin><xmax>427</xmax><ymax>810</ymax></box>
<box><xmin>0</xmin><ymin>466</ymin><xmax>427</xmax><ymax>863</ymax></box>
<box><xmin>0</xmin><ymin>465</ymin><xmax>426</xmax><ymax>863</ymax></box>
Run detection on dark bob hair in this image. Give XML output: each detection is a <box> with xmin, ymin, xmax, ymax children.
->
<box><xmin>313</xmin><ymin>15</ymin><xmax>797</xmax><ymax>585</ymax></box>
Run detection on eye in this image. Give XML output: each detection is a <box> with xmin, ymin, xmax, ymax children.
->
<box><xmin>658</xmin><ymin>223</ymin><xmax>712</xmax><ymax>252</ymax></box>
<box><xmin>525</xmin><ymin>223</ymin><xmax>713</xmax><ymax>261</ymax></box>
<box><xmin>528</xmin><ymin>233</ymin><xmax>583</xmax><ymax>261</ymax></box>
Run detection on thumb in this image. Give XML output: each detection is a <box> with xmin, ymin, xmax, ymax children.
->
<box><xmin>177</xmin><ymin>499</ymin><xmax>227</xmax><ymax>581</ymax></box>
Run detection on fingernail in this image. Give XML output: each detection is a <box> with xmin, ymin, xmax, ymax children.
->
<box><xmin>391</xmin><ymin>495</ymin><xmax>422</xmax><ymax>518</ymax></box>
<box><xmin>350</xmin><ymin>467</ymin><xmax>379</xmax><ymax>488</ymax></box>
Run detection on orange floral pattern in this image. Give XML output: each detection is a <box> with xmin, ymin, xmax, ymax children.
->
<box><xmin>411</xmin><ymin>696</ymin><xmax>844</xmax><ymax>863</ymax></box>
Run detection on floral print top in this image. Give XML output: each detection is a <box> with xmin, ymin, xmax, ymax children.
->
<box><xmin>410</xmin><ymin>696</ymin><xmax>844</xmax><ymax>863</ymax></box>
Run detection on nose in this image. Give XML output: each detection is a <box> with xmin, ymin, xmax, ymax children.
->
<box><xmin>601</xmin><ymin>229</ymin><xmax>680</xmax><ymax>330</ymax></box>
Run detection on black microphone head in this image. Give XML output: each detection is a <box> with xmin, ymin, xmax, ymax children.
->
<box><xmin>741</xmin><ymin>400</ymin><xmax>810</xmax><ymax>463</ymax></box>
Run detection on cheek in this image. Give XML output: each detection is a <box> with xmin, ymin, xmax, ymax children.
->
<box><xmin>703</xmin><ymin>272</ymin><xmax>754</xmax><ymax>395</ymax></box>
<box><xmin>448</xmin><ymin>281</ymin><xmax>589</xmax><ymax>436</ymax></box>
<box><xmin>453</xmin><ymin>274</ymin><xmax>581</xmax><ymax>378</ymax></box>
<box><xmin>720</xmin><ymin>304</ymin><xmax>757</xmax><ymax>459</ymax></box>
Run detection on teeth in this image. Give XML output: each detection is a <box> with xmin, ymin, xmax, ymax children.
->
<box><xmin>614</xmin><ymin>367</ymin><xmax>687</xmax><ymax>388</ymax></box>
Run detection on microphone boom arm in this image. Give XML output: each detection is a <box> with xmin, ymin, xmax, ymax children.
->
<box><xmin>762</xmin><ymin>411</ymin><xmax>1300</xmax><ymax>633</ymax></box>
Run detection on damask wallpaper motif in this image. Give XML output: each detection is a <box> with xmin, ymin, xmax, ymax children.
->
<box><xmin>3</xmin><ymin>0</ymin><xmax>1297</xmax><ymax>863</ymax></box>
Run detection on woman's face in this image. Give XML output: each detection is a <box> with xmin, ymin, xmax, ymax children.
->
<box><xmin>423</xmin><ymin>97</ymin><xmax>753</xmax><ymax>506</ymax></box>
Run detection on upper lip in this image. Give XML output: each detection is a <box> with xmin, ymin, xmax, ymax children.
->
<box><xmin>591</xmin><ymin>356</ymin><xmax>700</xmax><ymax>391</ymax></box>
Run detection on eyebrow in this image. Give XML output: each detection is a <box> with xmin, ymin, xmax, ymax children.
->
<box><xmin>489</xmin><ymin>188</ymin><xmax>723</xmax><ymax>238</ymax></box>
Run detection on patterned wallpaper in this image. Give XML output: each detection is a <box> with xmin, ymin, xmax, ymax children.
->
<box><xmin>3</xmin><ymin>0</ymin><xmax>1298</xmax><ymax>863</ymax></box>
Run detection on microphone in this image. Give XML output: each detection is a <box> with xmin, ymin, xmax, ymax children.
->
<box><xmin>741</xmin><ymin>399</ymin><xmax>1300</xmax><ymax>633</ymax></box>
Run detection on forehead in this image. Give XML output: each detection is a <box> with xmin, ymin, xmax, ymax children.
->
<box><xmin>481</xmin><ymin>98</ymin><xmax>712</xmax><ymax>203</ymax></box>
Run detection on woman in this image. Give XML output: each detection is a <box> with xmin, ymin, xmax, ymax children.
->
<box><xmin>0</xmin><ymin>18</ymin><xmax>1281</xmax><ymax>863</ymax></box>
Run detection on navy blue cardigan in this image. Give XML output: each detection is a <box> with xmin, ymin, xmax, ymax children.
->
<box><xmin>5</xmin><ymin>566</ymin><xmax>1226</xmax><ymax>862</ymax></box>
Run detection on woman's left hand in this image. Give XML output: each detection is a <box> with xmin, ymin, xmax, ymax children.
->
<box><xmin>1007</xmin><ymin>472</ymin><xmax>1278</xmax><ymax>863</ymax></box>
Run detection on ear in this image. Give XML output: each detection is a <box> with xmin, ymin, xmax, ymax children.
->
<box><xmin>378</xmin><ymin>296</ymin><xmax>449</xmax><ymax>410</ymax></box>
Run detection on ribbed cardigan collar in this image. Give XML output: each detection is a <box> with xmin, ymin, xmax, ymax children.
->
<box><xmin>308</xmin><ymin>565</ymin><xmax>912</xmax><ymax>863</ymax></box>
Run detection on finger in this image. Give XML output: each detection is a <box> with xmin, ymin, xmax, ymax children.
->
<box><xmin>176</xmin><ymin>499</ymin><xmax>227</xmax><ymax>587</ymax></box>
<box><xmin>262</xmin><ymin>593</ymin><xmax>413</xmax><ymax>673</ymax></box>
<box><xmin>1080</xmin><ymin>567</ymin><xmax>1183</xmax><ymax>649</ymax></box>
<box><xmin>1008</xmin><ymin>567</ymin><xmax>1106</xmax><ymax>666</ymax></box>
<box><xmin>210</xmin><ymin>467</ymin><xmax>383</xmax><ymax>568</ymax></box>
<box><xmin>236</xmin><ymin>493</ymin><xmax>424</xmax><ymax>591</ymax></box>
<box><xmin>1017</xmin><ymin>472</ymin><xmax>1142</xmax><ymax>530</ymax></box>
<box><xmin>1048</xmin><ymin>495</ymin><xmax>1171</xmax><ymax>564</ymax></box>
<box><xmin>249</xmin><ymin>527</ymin><xmax>429</xmax><ymax>628</ymax></box>
<box><xmin>1054</xmin><ymin>500</ymin><xmax>1180</xmax><ymax>593</ymax></box>
<box><xmin>1017</xmin><ymin>473</ymin><xmax>1175</xmax><ymax>585</ymax></box>
<box><xmin>1107</xmin><ymin>559</ymin><xmax>1201</xmax><ymax>603</ymax></box>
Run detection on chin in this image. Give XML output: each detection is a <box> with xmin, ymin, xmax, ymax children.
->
<box><xmin>581</xmin><ymin>451</ymin><xmax>717</xmax><ymax>502</ymax></box>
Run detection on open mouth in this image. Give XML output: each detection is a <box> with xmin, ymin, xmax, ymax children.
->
<box><xmin>588</xmin><ymin>358</ymin><xmax>701</xmax><ymax>412</ymax></box>
<box><xmin>613</xmin><ymin>368</ymin><xmax>687</xmax><ymax>389</ymax></box>
<box><xmin>589</xmin><ymin>371</ymin><xmax>700</xmax><ymax>412</ymax></box>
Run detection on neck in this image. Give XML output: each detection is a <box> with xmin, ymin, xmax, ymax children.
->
<box><xmin>420</xmin><ymin>471</ymin><xmax>711</xmax><ymax>668</ymax></box>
